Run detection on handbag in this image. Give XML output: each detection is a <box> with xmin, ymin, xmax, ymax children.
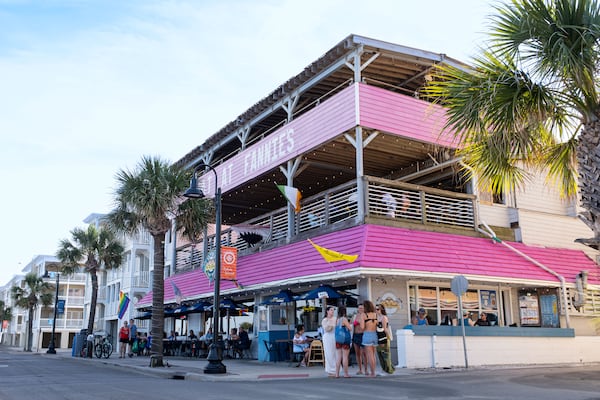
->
<box><xmin>335</xmin><ymin>319</ymin><xmax>351</xmax><ymax>345</ymax></box>
<box><xmin>376</xmin><ymin>321</ymin><xmax>387</xmax><ymax>343</ymax></box>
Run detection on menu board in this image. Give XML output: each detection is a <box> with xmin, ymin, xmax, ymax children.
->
<box><xmin>519</xmin><ymin>294</ymin><xmax>540</xmax><ymax>326</ymax></box>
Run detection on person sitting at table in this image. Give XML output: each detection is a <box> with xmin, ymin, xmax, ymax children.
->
<box><xmin>475</xmin><ymin>312</ymin><xmax>491</xmax><ymax>326</ymax></box>
<box><xmin>292</xmin><ymin>324</ymin><xmax>311</xmax><ymax>367</ymax></box>
<box><xmin>188</xmin><ymin>330</ymin><xmax>197</xmax><ymax>340</ymax></box>
<box><xmin>200</xmin><ymin>327</ymin><xmax>214</xmax><ymax>343</ymax></box>
<box><xmin>233</xmin><ymin>326</ymin><xmax>251</xmax><ymax>358</ymax></box>
<box><xmin>168</xmin><ymin>330</ymin><xmax>176</xmax><ymax>341</ymax></box>
<box><xmin>229</xmin><ymin>328</ymin><xmax>240</xmax><ymax>342</ymax></box>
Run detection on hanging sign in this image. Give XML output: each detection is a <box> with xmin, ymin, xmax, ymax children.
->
<box><xmin>221</xmin><ymin>246</ymin><xmax>238</xmax><ymax>280</ymax></box>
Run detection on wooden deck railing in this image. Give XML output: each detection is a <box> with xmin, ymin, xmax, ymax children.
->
<box><xmin>174</xmin><ymin>177</ymin><xmax>477</xmax><ymax>271</ymax></box>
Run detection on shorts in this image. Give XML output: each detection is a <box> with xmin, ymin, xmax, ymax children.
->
<box><xmin>335</xmin><ymin>342</ymin><xmax>351</xmax><ymax>350</ymax></box>
<box><xmin>119</xmin><ymin>337</ymin><xmax>128</xmax><ymax>344</ymax></box>
<box><xmin>352</xmin><ymin>333</ymin><xmax>363</xmax><ymax>347</ymax></box>
<box><xmin>361</xmin><ymin>331</ymin><xmax>378</xmax><ymax>347</ymax></box>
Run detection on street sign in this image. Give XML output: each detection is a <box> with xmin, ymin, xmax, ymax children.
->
<box><xmin>451</xmin><ymin>275</ymin><xmax>470</xmax><ymax>369</ymax></box>
<box><xmin>451</xmin><ymin>275</ymin><xmax>469</xmax><ymax>296</ymax></box>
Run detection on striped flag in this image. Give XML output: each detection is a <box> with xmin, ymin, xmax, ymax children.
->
<box><xmin>276</xmin><ymin>184</ymin><xmax>302</xmax><ymax>212</ymax></box>
<box><xmin>308</xmin><ymin>239</ymin><xmax>358</xmax><ymax>263</ymax></box>
<box><xmin>117</xmin><ymin>291</ymin><xmax>130</xmax><ymax>319</ymax></box>
<box><xmin>171</xmin><ymin>280</ymin><xmax>182</xmax><ymax>305</ymax></box>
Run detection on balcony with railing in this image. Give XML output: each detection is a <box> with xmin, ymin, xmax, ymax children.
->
<box><xmin>175</xmin><ymin>176</ymin><xmax>478</xmax><ymax>271</ymax></box>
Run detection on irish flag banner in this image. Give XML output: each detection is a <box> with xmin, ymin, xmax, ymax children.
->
<box><xmin>276</xmin><ymin>184</ymin><xmax>302</xmax><ymax>212</ymax></box>
<box><xmin>118</xmin><ymin>291</ymin><xmax>130</xmax><ymax>319</ymax></box>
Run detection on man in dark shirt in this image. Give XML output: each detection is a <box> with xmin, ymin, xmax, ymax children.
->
<box><xmin>235</xmin><ymin>326</ymin><xmax>251</xmax><ymax>358</ymax></box>
<box><xmin>475</xmin><ymin>312</ymin><xmax>491</xmax><ymax>326</ymax></box>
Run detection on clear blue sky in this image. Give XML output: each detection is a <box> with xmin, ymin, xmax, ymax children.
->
<box><xmin>0</xmin><ymin>0</ymin><xmax>497</xmax><ymax>284</ymax></box>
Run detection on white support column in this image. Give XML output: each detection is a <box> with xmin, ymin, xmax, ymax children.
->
<box><xmin>278</xmin><ymin>157</ymin><xmax>302</xmax><ymax>241</ymax></box>
<box><xmin>396</xmin><ymin>329</ymin><xmax>414</xmax><ymax>368</ymax></box>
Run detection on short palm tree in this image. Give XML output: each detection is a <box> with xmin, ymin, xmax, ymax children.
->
<box><xmin>11</xmin><ymin>272</ymin><xmax>54</xmax><ymax>351</ymax></box>
<box><xmin>57</xmin><ymin>224</ymin><xmax>124</xmax><ymax>337</ymax></box>
<box><xmin>424</xmin><ymin>0</ymin><xmax>600</xmax><ymax>248</ymax></box>
<box><xmin>107</xmin><ymin>156</ymin><xmax>212</xmax><ymax>367</ymax></box>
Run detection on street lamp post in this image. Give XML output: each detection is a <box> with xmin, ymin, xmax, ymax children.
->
<box><xmin>184</xmin><ymin>163</ymin><xmax>226</xmax><ymax>374</ymax></box>
<box><xmin>47</xmin><ymin>272</ymin><xmax>59</xmax><ymax>354</ymax></box>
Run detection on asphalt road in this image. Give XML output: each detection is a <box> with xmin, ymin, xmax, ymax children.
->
<box><xmin>1</xmin><ymin>349</ymin><xmax>600</xmax><ymax>400</ymax></box>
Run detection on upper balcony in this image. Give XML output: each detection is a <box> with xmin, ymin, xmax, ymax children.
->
<box><xmin>175</xmin><ymin>175</ymin><xmax>481</xmax><ymax>271</ymax></box>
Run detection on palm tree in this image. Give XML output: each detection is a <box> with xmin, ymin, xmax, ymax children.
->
<box><xmin>57</xmin><ymin>224</ymin><xmax>124</xmax><ymax>337</ymax></box>
<box><xmin>424</xmin><ymin>0</ymin><xmax>600</xmax><ymax>248</ymax></box>
<box><xmin>11</xmin><ymin>272</ymin><xmax>54</xmax><ymax>351</ymax></box>
<box><xmin>107</xmin><ymin>156</ymin><xmax>212</xmax><ymax>367</ymax></box>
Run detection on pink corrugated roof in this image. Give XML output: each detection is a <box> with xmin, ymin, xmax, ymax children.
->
<box><xmin>138</xmin><ymin>225</ymin><xmax>599</xmax><ymax>307</ymax></box>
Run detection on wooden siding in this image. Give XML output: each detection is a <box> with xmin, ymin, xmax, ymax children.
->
<box><xmin>358</xmin><ymin>83</ymin><xmax>458</xmax><ymax>147</ymax></box>
<box><xmin>518</xmin><ymin>210</ymin><xmax>597</xmax><ymax>258</ymax></box>
<box><xmin>514</xmin><ymin>170</ymin><xmax>575</xmax><ymax>216</ymax></box>
<box><xmin>478</xmin><ymin>204</ymin><xmax>511</xmax><ymax>228</ymax></box>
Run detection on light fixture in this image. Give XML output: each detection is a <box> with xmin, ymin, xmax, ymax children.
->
<box><xmin>184</xmin><ymin>163</ymin><xmax>226</xmax><ymax>374</ymax></box>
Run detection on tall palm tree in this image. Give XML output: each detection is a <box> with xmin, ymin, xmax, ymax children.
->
<box><xmin>107</xmin><ymin>156</ymin><xmax>212</xmax><ymax>367</ymax></box>
<box><xmin>57</xmin><ymin>224</ymin><xmax>124</xmax><ymax>337</ymax></box>
<box><xmin>424</xmin><ymin>0</ymin><xmax>600</xmax><ymax>248</ymax></box>
<box><xmin>11</xmin><ymin>272</ymin><xmax>54</xmax><ymax>351</ymax></box>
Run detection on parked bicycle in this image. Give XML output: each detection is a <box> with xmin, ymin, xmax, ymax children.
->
<box><xmin>94</xmin><ymin>334</ymin><xmax>113</xmax><ymax>359</ymax></box>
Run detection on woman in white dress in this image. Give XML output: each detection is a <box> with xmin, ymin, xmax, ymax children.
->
<box><xmin>321</xmin><ymin>306</ymin><xmax>337</xmax><ymax>376</ymax></box>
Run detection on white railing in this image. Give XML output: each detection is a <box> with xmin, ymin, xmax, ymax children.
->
<box><xmin>175</xmin><ymin>177</ymin><xmax>476</xmax><ymax>270</ymax></box>
<box><xmin>67</xmin><ymin>296</ymin><xmax>85</xmax><ymax>306</ymax></box>
<box><xmin>38</xmin><ymin>318</ymin><xmax>84</xmax><ymax>329</ymax></box>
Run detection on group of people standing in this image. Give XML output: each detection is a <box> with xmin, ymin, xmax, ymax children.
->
<box><xmin>118</xmin><ymin>319</ymin><xmax>151</xmax><ymax>358</ymax></box>
<box><xmin>320</xmin><ymin>300</ymin><xmax>395</xmax><ymax>378</ymax></box>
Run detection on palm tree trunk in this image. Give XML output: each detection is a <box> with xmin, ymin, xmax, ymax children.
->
<box><xmin>87</xmin><ymin>268</ymin><xmax>98</xmax><ymax>356</ymax></box>
<box><xmin>150</xmin><ymin>233</ymin><xmax>165</xmax><ymax>367</ymax></box>
<box><xmin>576</xmin><ymin>109</ymin><xmax>600</xmax><ymax>249</ymax></box>
<box><xmin>26</xmin><ymin>306</ymin><xmax>34</xmax><ymax>352</ymax></box>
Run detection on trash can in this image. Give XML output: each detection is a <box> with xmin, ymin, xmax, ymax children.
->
<box><xmin>72</xmin><ymin>329</ymin><xmax>88</xmax><ymax>357</ymax></box>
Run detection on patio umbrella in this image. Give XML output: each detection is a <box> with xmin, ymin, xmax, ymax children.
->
<box><xmin>186</xmin><ymin>301</ymin><xmax>209</xmax><ymax>314</ymax></box>
<box><xmin>172</xmin><ymin>305</ymin><xmax>189</xmax><ymax>316</ymax></box>
<box><xmin>261</xmin><ymin>289</ymin><xmax>296</xmax><ymax>305</ymax></box>
<box><xmin>134</xmin><ymin>311</ymin><xmax>152</xmax><ymax>320</ymax></box>
<box><xmin>164</xmin><ymin>307</ymin><xmax>175</xmax><ymax>317</ymax></box>
<box><xmin>294</xmin><ymin>285</ymin><xmax>344</xmax><ymax>301</ymax></box>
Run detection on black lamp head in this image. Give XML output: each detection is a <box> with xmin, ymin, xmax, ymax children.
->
<box><xmin>183</xmin><ymin>174</ymin><xmax>205</xmax><ymax>199</ymax></box>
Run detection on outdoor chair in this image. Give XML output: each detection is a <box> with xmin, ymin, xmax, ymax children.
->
<box><xmin>307</xmin><ymin>339</ymin><xmax>324</xmax><ymax>367</ymax></box>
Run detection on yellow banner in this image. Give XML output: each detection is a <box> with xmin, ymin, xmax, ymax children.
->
<box><xmin>308</xmin><ymin>239</ymin><xmax>358</xmax><ymax>263</ymax></box>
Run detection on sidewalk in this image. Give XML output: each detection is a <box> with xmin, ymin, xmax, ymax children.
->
<box><xmin>44</xmin><ymin>349</ymin><xmax>411</xmax><ymax>381</ymax></box>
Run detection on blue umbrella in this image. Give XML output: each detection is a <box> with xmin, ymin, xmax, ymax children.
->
<box><xmin>134</xmin><ymin>311</ymin><xmax>152</xmax><ymax>320</ymax></box>
<box><xmin>172</xmin><ymin>305</ymin><xmax>189</xmax><ymax>315</ymax></box>
<box><xmin>294</xmin><ymin>285</ymin><xmax>343</xmax><ymax>301</ymax></box>
<box><xmin>164</xmin><ymin>307</ymin><xmax>175</xmax><ymax>316</ymax></box>
<box><xmin>204</xmin><ymin>298</ymin><xmax>240</xmax><ymax>311</ymax></box>
<box><xmin>186</xmin><ymin>301</ymin><xmax>209</xmax><ymax>314</ymax></box>
<box><xmin>261</xmin><ymin>289</ymin><xmax>297</xmax><ymax>305</ymax></box>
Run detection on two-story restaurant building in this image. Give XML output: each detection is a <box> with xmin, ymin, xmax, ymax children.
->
<box><xmin>138</xmin><ymin>35</ymin><xmax>600</xmax><ymax>368</ymax></box>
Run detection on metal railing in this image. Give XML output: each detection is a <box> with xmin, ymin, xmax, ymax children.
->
<box><xmin>175</xmin><ymin>176</ymin><xmax>476</xmax><ymax>270</ymax></box>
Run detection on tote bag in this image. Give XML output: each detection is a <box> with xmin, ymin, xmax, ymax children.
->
<box><xmin>335</xmin><ymin>319</ymin><xmax>351</xmax><ymax>345</ymax></box>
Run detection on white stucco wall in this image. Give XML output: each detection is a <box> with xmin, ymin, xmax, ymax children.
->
<box><xmin>396</xmin><ymin>329</ymin><xmax>600</xmax><ymax>369</ymax></box>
